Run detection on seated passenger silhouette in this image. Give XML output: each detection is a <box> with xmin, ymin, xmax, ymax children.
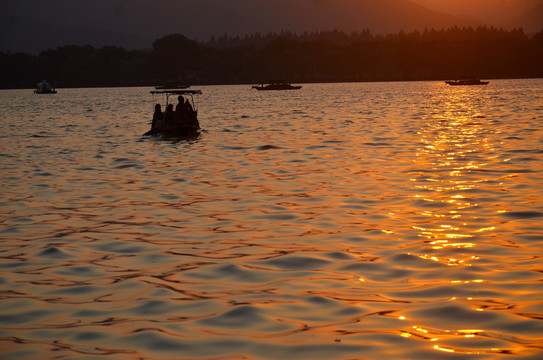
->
<box><xmin>152</xmin><ymin>103</ymin><xmax>162</xmax><ymax>129</ymax></box>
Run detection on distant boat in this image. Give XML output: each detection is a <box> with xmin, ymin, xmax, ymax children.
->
<box><xmin>154</xmin><ymin>81</ymin><xmax>190</xmax><ymax>90</ymax></box>
<box><xmin>34</xmin><ymin>80</ymin><xmax>57</xmax><ymax>94</ymax></box>
<box><xmin>252</xmin><ymin>80</ymin><xmax>302</xmax><ymax>91</ymax></box>
<box><xmin>445</xmin><ymin>79</ymin><xmax>489</xmax><ymax>86</ymax></box>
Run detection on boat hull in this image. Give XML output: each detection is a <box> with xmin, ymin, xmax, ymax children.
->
<box><xmin>252</xmin><ymin>85</ymin><xmax>302</xmax><ymax>91</ymax></box>
<box><xmin>143</xmin><ymin>126</ymin><xmax>200</xmax><ymax>138</ymax></box>
<box><xmin>445</xmin><ymin>80</ymin><xmax>489</xmax><ymax>86</ymax></box>
<box><xmin>143</xmin><ymin>112</ymin><xmax>201</xmax><ymax>139</ymax></box>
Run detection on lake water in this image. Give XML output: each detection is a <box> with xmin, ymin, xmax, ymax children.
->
<box><xmin>1</xmin><ymin>80</ymin><xmax>542</xmax><ymax>359</ymax></box>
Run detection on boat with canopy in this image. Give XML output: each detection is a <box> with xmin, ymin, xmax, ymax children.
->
<box><xmin>143</xmin><ymin>89</ymin><xmax>202</xmax><ymax>138</ymax></box>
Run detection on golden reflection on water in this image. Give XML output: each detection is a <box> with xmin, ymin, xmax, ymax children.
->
<box><xmin>410</xmin><ymin>89</ymin><xmax>500</xmax><ymax>354</ymax></box>
<box><xmin>411</xmin><ymin>90</ymin><xmax>495</xmax><ymax>267</ymax></box>
<box><xmin>1</xmin><ymin>82</ymin><xmax>542</xmax><ymax>359</ymax></box>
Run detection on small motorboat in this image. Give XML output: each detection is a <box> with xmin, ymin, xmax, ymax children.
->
<box><xmin>445</xmin><ymin>79</ymin><xmax>489</xmax><ymax>86</ymax></box>
<box><xmin>144</xmin><ymin>89</ymin><xmax>202</xmax><ymax>138</ymax></box>
<box><xmin>154</xmin><ymin>81</ymin><xmax>190</xmax><ymax>90</ymax></box>
<box><xmin>252</xmin><ymin>80</ymin><xmax>302</xmax><ymax>91</ymax></box>
<box><xmin>34</xmin><ymin>80</ymin><xmax>57</xmax><ymax>94</ymax></box>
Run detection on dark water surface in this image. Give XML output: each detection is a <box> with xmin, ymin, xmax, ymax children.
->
<box><xmin>1</xmin><ymin>80</ymin><xmax>542</xmax><ymax>359</ymax></box>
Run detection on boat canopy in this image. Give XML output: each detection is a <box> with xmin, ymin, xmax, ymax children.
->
<box><xmin>150</xmin><ymin>89</ymin><xmax>202</xmax><ymax>95</ymax></box>
<box><xmin>151</xmin><ymin>88</ymin><xmax>202</xmax><ymax>108</ymax></box>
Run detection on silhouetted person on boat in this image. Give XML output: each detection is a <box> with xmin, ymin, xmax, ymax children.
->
<box><xmin>175</xmin><ymin>96</ymin><xmax>185</xmax><ymax>115</ymax></box>
<box><xmin>182</xmin><ymin>98</ymin><xmax>199</xmax><ymax>129</ymax></box>
<box><xmin>152</xmin><ymin>103</ymin><xmax>162</xmax><ymax>129</ymax></box>
<box><xmin>165</xmin><ymin>103</ymin><xmax>175</xmax><ymax>127</ymax></box>
<box><xmin>172</xmin><ymin>95</ymin><xmax>198</xmax><ymax>129</ymax></box>
<box><xmin>175</xmin><ymin>96</ymin><xmax>187</xmax><ymax>125</ymax></box>
<box><xmin>184</xmin><ymin>98</ymin><xmax>194</xmax><ymax>113</ymax></box>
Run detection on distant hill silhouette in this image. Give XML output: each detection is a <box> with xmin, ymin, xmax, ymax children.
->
<box><xmin>503</xmin><ymin>3</ymin><xmax>543</xmax><ymax>33</ymax></box>
<box><xmin>0</xmin><ymin>15</ymin><xmax>153</xmax><ymax>55</ymax></box>
<box><xmin>0</xmin><ymin>0</ymin><xmax>502</xmax><ymax>54</ymax></box>
<box><xmin>412</xmin><ymin>0</ymin><xmax>543</xmax><ymax>32</ymax></box>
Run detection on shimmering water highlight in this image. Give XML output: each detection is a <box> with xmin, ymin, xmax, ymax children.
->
<box><xmin>1</xmin><ymin>80</ymin><xmax>542</xmax><ymax>359</ymax></box>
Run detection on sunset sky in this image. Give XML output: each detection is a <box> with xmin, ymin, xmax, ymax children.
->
<box><xmin>1</xmin><ymin>0</ymin><xmax>542</xmax><ymax>53</ymax></box>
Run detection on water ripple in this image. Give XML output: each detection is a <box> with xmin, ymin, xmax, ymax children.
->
<box><xmin>0</xmin><ymin>81</ymin><xmax>542</xmax><ymax>359</ymax></box>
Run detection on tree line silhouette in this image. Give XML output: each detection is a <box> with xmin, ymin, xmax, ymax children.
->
<box><xmin>1</xmin><ymin>26</ymin><xmax>542</xmax><ymax>89</ymax></box>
